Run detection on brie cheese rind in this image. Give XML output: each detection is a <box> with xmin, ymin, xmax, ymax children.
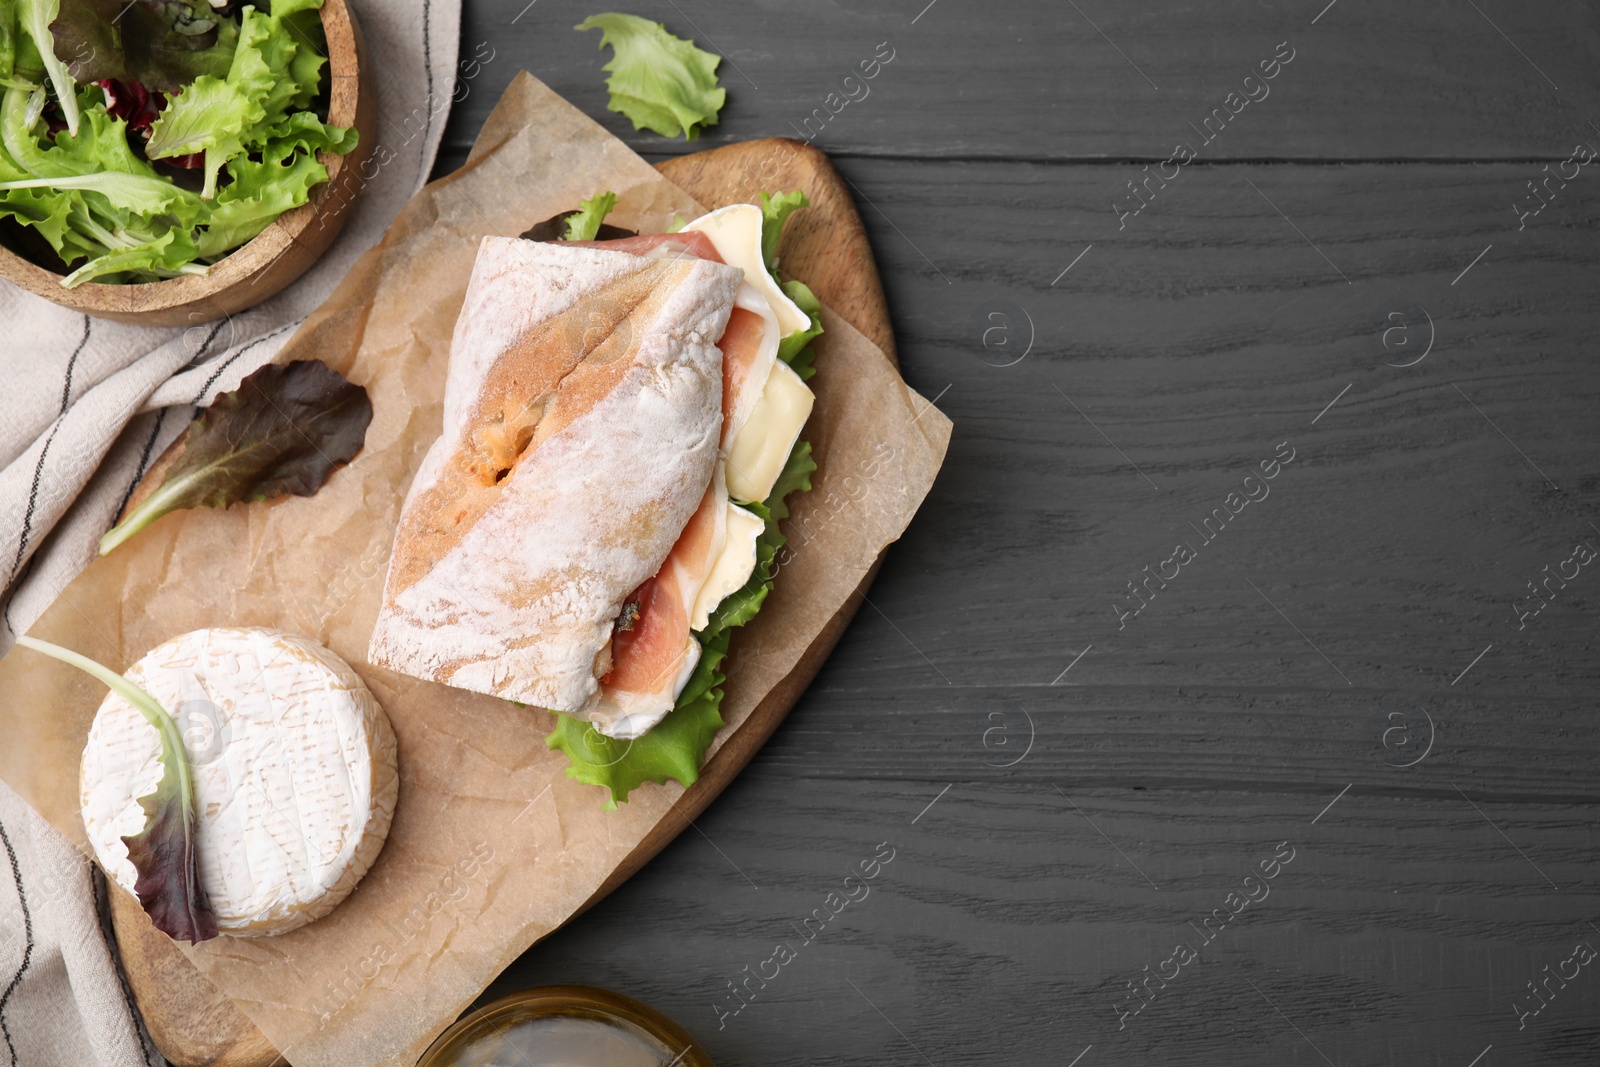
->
<box><xmin>80</xmin><ymin>628</ymin><xmax>398</xmax><ymax>937</ymax></box>
<box><xmin>682</xmin><ymin>203</ymin><xmax>811</xmax><ymax>335</ymax></box>
<box><xmin>368</xmin><ymin>237</ymin><xmax>744</xmax><ymax>713</ymax></box>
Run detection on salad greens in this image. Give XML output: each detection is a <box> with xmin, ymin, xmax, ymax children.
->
<box><xmin>575</xmin><ymin>12</ymin><xmax>725</xmax><ymax>141</ymax></box>
<box><xmin>0</xmin><ymin>0</ymin><xmax>355</xmax><ymax>285</ymax></box>
<box><xmin>546</xmin><ymin>191</ymin><xmax>823</xmax><ymax>807</ymax></box>
<box><xmin>562</xmin><ymin>189</ymin><xmax>618</xmax><ymax>241</ymax></box>
<box><xmin>759</xmin><ymin>190</ymin><xmax>808</xmax><ymax>270</ymax></box>
<box><xmin>99</xmin><ymin>359</ymin><xmax>372</xmax><ymax>555</ymax></box>
<box><xmin>49</xmin><ymin>0</ymin><xmax>239</xmax><ymax>93</ymax></box>
<box><xmin>18</xmin><ymin>0</ymin><xmax>78</xmax><ymax>134</ymax></box>
<box><xmin>16</xmin><ymin>635</ymin><xmax>218</xmax><ymax>943</ymax></box>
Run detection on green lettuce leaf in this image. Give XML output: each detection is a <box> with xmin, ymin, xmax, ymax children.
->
<box><xmin>15</xmin><ymin>636</ymin><xmax>218</xmax><ymax>943</ymax></box>
<box><xmin>17</xmin><ymin>0</ymin><xmax>77</xmax><ymax>134</ymax></box>
<box><xmin>147</xmin><ymin>0</ymin><xmax>348</xmax><ymax>200</ymax></box>
<box><xmin>144</xmin><ymin>72</ymin><xmax>262</xmax><ymax>164</ymax></box>
<box><xmin>99</xmin><ymin>360</ymin><xmax>372</xmax><ymax>555</ymax></box>
<box><xmin>759</xmin><ymin>189</ymin><xmax>808</xmax><ymax>270</ymax></box>
<box><xmin>575</xmin><ymin>12</ymin><xmax>725</xmax><ymax>141</ymax></box>
<box><xmin>47</xmin><ymin>0</ymin><xmax>239</xmax><ymax>94</ymax></box>
<box><xmin>194</xmin><ymin>136</ymin><xmax>329</xmax><ymax>257</ymax></box>
<box><xmin>0</xmin><ymin>168</ymin><xmax>199</xmax><ymax>214</ymax></box>
<box><xmin>260</xmin><ymin>108</ymin><xmax>358</xmax><ymax>158</ymax></box>
<box><xmin>8</xmin><ymin>3</ymin><xmax>44</xmax><ymax>86</ymax></box>
<box><xmin>547</xmin><ymin>630</ymin><xmax>730</xmax><ymax>810</ymax></box>
<box><xmin>547</xmin><ymin>438</ymin><xmax>818</xmax><ymax>807</ymax></box>
<box><xmin>274</xmin><ymin>0</ymin><xmax>328</xmax><ymax>109</ymax></box>
<box><xmin>1</xmin><ymin>1</ymin><xmax>17</xmax><ymax>83</ymax></box>
<box><xmin>562</xmin><ymin>189</ymin><xmax>617</xmax><ymax>241</ymax></box>
<box><xmin>777</xmin><ymin>279</ymin><xmax>822</xmax><ymax>380</ymax></box>
<box><xmin>59</xmin><ymin>224</ymin><xmax>197</xmax><ymax>286</ymax></box>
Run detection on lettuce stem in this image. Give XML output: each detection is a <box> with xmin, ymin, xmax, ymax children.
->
<box><xmin>17</xmin><ymin>0</ymin><xmax>77</xmax><ymax>136</ymax></box>
<box><xmin>98</xmin><ymin>467</ymin><xmax>207</xmax><ymax>555</ymax></box>
<box><xmin>14</xmin><ymin>636</ymin><xmax>194</xmax><ymax>814</ymax></box>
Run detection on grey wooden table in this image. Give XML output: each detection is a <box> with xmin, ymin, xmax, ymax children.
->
<box><xmin>431</xmin><ymin>3</ymin><xmax>1600</xmax><ymax>1064</ymax></box>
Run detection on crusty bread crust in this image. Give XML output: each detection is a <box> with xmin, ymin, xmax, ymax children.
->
<box><xmin>368</xmin><ymin>237</ymin><xmax>743</xmax><ymax>712</ymax></box>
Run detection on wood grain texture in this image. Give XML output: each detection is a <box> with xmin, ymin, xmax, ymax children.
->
<box><xmin>460</xmin><ymin>75</ymin><xmax>1600</xmax><ymax>1067</ymax></box>
<box><xmin>0</xmin><ymin>0</ymin><xmax>375</xmax><ymax>326</ymax></box>
<box><xmin>106</xmin><ymin>0</ymin><xmax>1600</xmax><ymax>1063</ymax></box>
<box><xmin>442</xmin><ymin>0</ymin><xmax>1600</xmax><ymax>164</ymax></box>
<box><xmin>110</xmin><ymin>890</ymin><xmax>286</xmax><ymax>1067</ymax></box>
<box><xmin>114</xmin><ymin>137</ymin><xmax>900</xmax><ymax>1066</ymax></box>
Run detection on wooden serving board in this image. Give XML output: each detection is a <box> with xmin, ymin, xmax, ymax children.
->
<box><xmin>109</xmin><ymin>137</ymin><xmax>897</xmax><ymax>1067</ymax></box>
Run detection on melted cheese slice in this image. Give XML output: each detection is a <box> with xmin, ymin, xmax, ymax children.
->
<box><xmin>682</xmin><ymin>203</ymin><xmax>811</xmax><ymax>336</ymax></box>
<box><xmin>726</xmin><ymin>360</ymin><xmax>815</xmax><ymax>505</ymax></box>
<box><xmin>80</xmin><ymin>628</ymin><xmax>398</xmax><ymax>937</ymax></box>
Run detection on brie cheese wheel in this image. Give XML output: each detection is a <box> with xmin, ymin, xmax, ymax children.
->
<box><xmin>682</xmin><ymin>203</ymin><xmax>812</xmax><ymax>336</ymax></box>
<box><xmin>80</xmin><ymin>628</ymin><xmax>399</xmax><ymax>937</ymax></box>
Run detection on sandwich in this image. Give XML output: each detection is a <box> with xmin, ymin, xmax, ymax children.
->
<box><xmin>369</xmin><ymin>191</ymin><xmax>823</xmax><ymax>805</ymax></box>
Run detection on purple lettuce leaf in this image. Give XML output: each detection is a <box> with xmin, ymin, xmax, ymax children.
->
<box><xmin>99</xmin><ymin>359</ymin><xmax>372</xmax><ymax>556</ymax></box>
<box><xmin>16</xmin><ymin>635</ymin><xmax>218</xmax><ymax>943</ymax></box>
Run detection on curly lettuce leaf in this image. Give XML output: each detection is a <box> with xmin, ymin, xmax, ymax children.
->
<box><xmin>15</xmin><ymin>636</ymin><xmax>217</xmax><ymax>943</ymax></box>
<box><xmin>562</xmin><ymin>189</ymin><xmax>617</xmax><ymax>241</ymax></box>
<box><xmin>147</xmin><ymin>0</ymin><xmax>348</xmax><ymax>200</ymax></box>
<box><xmin>777</xmin><ymin>279</ymin><xmax>822</xmax><ymax>380</ymax></box>
<box><xmin>260</xmin><ymin>108</ymin><xmax>358</xmax><ymax>158</ymax></box>
<box><xmin>194</xmin><ymin>136</ymin><xmax>329</xmax><ymax>257</ymax></box>
<box><xmin>575</xmin><ymin>12</ymin><xmax>725</xmax><ymax>141</ymax></box>
<box><xmin>99</xmin><ymin>360</ymin><xmax>372</xmax><ymax>555</ymax></box>
<box><xmin>59</xmin><ymin>224</ymin><xmax>198</xmax><ymax>285</ymax></box>
<box><xmin>47</xmin><ymin>0</ymin><xmax>239</xmax><ymax>94</ymax></box>
<box><xmin>548</xmin><ymin>439</ymin><xmax>818</xmax><ymax>807</ymax></box>
<box><xmin>759</xmin><ymin>189</ymin><xmax>808</xmax><ymax>270</ymax></box>
<box><xmin>548</xmin><ymin>629</ymin><xmax>730</xmax><ymax>810</ymax></box>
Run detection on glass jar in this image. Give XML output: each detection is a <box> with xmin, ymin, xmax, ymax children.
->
<box><xmin>415</xmin><ymin>986</ymin><xmax>715</xmax><ymax>1067</ymax></box>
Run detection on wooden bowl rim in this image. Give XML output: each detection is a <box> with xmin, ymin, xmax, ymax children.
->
<box><xmin>0</xmin><ymin>0</ymin><xmax>363</xmax><ymax>315</ymax></box>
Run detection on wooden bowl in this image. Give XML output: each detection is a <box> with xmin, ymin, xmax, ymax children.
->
<box><xmin>0</xmin><ymin>0</ymin><xmax>376</xmax><ymax>327</ymax></box>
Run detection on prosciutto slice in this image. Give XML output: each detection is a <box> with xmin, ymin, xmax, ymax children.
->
<box><xmin>587</xmin><ymin>470</ymin><xmax>729</xmax><ymax>738</ymax></box>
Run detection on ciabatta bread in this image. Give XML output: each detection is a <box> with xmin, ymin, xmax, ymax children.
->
<box><xmin>369</xmin><ymin>236</ymin><xmax>743</xmax><ymax>712</ymax></box>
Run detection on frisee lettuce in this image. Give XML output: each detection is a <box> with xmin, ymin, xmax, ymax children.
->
<box><xmin>15</xmin><ymin>635</ymin><xmax>218</xmax><ymax>943</ymax></box>
<box><xmin>575</xmin><ymin>12</ymin><xmax>725</xmax><ymax>141</ymax></box>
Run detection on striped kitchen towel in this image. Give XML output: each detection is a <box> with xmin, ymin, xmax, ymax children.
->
<box><xmin>0</xmin><ymin>1</ymin><xmax>461</xmax><ymax>1063</ymax></box>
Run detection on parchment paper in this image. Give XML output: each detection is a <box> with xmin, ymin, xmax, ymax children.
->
<box><xmin>0</xmin><ymin>71</ymin><xmax>952</xmax><ymax>1067</ymax></box>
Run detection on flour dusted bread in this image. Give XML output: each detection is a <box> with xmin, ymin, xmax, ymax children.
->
<box><xmin>368</xmin><ymin>236</ymin><xmax>743</xmax><ymax>712</ymax></box>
